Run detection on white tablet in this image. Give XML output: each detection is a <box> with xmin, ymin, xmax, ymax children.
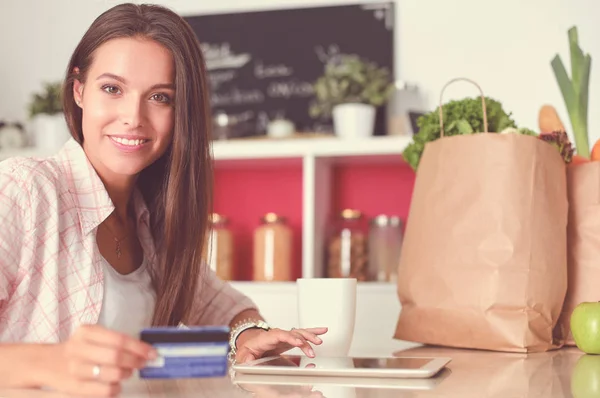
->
<box><xmin>233</xmin><ymin>367</ymin><xmax>452</xmax><ymax>392</ymax></box>
<box><xmin>232</xmin><ymin>355</ymin><xmax>451</xmax><ymax>379</ymax></box>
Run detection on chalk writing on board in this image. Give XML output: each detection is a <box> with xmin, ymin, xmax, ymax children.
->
<box><xmin>201</xmin><ymin>43</ymin><xmax>251</xmax><ymax>71</ymax></box>
<box><xmin>212</xmin><ymin>88</ymin><xmax>265</xmax><ymax>107</ymax></box>
<box><xmin>254</xmin><ymin>61</ymin><xmax>294</xmax><ymax>79</ymax></box>
<box><xmin>267</xmin><ymin>80</ymin><xmax>314</xmax><ymax>99</ymax></box>
<box><xmin>184</xmin><ymin>2</ymin><xmax>394</xmax><ymax>135</ymax></box>
<box><xmin>208</xmin><ymin>70</ymin><xmax>236</xmax><ymax>90</ymax></box>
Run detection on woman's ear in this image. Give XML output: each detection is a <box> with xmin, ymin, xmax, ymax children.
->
<box><xmin>72</xmin><ymin>67</ymin><xmax>84</xmax><ymax>108</ymax></box>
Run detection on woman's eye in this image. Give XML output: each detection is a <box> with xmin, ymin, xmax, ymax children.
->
<box><xmin>151</xmin><ymin>93</ymin><xmax>171</xmax><ymax>104</ymax></box>
<box><xmin>102</xmin><ymin>85</ymin><xmax>121</xmax><ymax>95</ymax></box>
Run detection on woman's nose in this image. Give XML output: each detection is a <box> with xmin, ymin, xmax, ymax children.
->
<box><xmin>120</xmin><ymin>97</ymin><xmax>144</xmax><ymax>128</ymax></box>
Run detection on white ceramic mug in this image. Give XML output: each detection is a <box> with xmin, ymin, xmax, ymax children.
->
<box><xmin>296</xmin><ymin>278</ymin><xmax>357</xmax><ymax>356</ymax></box>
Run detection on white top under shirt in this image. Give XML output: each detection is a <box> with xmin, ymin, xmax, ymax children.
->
<box><xmin>97</xmin><ymin>256</ymin><xmax>157</xmax><ymax>337</ymax></box>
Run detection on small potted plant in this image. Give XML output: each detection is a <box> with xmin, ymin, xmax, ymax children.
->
<box><xmin>28</xmin><ymin>81</ymin><xmax>71</xmax><ymax>151</ymax></box>
<box><xmin>309</xmin><ymin>54</ymin><xmax>394</xmax><ymax>139</ymax></box>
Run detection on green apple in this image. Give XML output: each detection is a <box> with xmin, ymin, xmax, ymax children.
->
<box><xmin>571</xmin><ymin>355</ymin><xmax>600</xmax><ymax>398</ymax></box>
<box><xmin>571</xmin><ymin>302</ymin><xmax>600</xmax><ymax>354</ymax></box>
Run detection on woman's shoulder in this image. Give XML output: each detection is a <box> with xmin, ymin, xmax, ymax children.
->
<box><xmin>0</xmin><ymin>155</ymin><xmax>66</xmax><ymax>201</ymax></box>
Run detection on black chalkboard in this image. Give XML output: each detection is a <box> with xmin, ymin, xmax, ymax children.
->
<box><xmin>183</xmin><ymin>2</ymin><xmax>395</xmax><ymax>137</ymax></box>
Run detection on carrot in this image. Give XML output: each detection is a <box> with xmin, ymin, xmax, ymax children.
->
<box><xmin>571</xmin><ymin>154</ymin><xmax>590</xmax><ymax>165</ymax></box>
<box><xmin>591</xmin><ymin>139</ymin><xmax>600</xmax><ymax>161</ymax></box>
<box><xmin>538</xmin><ymin>105</ymin><xmax>566</xmax><ymax>133</ymax></box>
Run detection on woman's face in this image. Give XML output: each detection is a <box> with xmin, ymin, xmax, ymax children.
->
<box><xmin>73</xmin><ymin>37</ymin><xmax>175</xmax><ymax>178</ymax></box>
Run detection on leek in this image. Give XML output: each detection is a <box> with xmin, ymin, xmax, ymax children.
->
<box><xmin>551</xmin><ymin>26</ymin><xmax>592</xmax><ymax>158</ymax></box>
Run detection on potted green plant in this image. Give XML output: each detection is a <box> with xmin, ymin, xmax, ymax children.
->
<box><xmin>28</xmin><ymin>81</ymin><xmax>70</xmax><ymax>151</ymax></box>
<box><xmin>309</xmin><ymin>54</ymin><xmax>394</xmax><ymax>139</ymax></box>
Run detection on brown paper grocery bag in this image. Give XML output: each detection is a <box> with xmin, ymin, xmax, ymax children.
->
<box><xmin>394</xmin><ymin>78</ymin><xmax>568</xmax><ymax>352</ymax></box>
<box><xmin>556</xmin><ymin>163</ymin><xmax>600</xmax><ymax>346</ymax></box>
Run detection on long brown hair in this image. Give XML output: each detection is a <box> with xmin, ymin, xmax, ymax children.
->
<box><xmin>62</xmin><ymin>3</ymin><xmax>213</xmax><ymax>326</ymax></box>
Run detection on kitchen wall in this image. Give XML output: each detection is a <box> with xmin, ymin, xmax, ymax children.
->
<box><xmin>2</xmin><ymin>0</ymin><xmax>599</xmax><ymax>146</ymax></box>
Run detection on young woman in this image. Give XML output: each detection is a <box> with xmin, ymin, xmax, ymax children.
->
<box><xmin>0</xmin><ymin>3</ymin><xmax>326</xmax><ymax>397</ymax></box>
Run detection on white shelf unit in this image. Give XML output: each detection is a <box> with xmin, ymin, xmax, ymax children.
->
<box><xmin>212</xmin><ymin>134</ymin><xmax>412</xmax><ymax>279</ymax></box>
<box><xmin>0</xmin><ymin>135</ymin><xmax>412</xmax><ymax>280</ymax></box>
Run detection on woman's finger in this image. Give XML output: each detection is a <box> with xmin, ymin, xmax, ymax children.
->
<box><xmin>249</xmin><ymin>328</ymin><xmax>302</xmax><ymax>352</ymax></box>
<box><xmin>275</xmin><ymin>329</ymin><xmax>311</xmax><ymax>349</ymax></box>
<box><xmin>289</xmin><ymin>331</ymin><xmax>316</xmax><ymax>357</ymax></box>
<box><xmin>71</xmin><ymin>362</ymin><xmax>133</xmax><ymax>382</ymax></box>
<box><xmin>266</xmin><ymin>330</ymin><xmax>313</xmax><ymax>357</ymax></box>
<box><xmin>299</xmin><ymin>327</ymin><xmax>328</xmax><ymax>335</ymax></box>
<box><xmin>68</xmin><ymin>343</ymin><xmax>147</xmax><ymax>369</ymax></box>
<box><xmin>291</xmin><ymin>329</ymin><xmax>323</xmax><ymax>345</ymax></box>
<box><xmin>75</xmin><ymin>324</ymin><xmax>156</xmax><ymax>359</ymax></box>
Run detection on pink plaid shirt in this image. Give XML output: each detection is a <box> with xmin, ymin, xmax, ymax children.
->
<box><xmin>0</xmin><ymin>138</ymin><xmax>256</xmax><ymax>343</ymax></box>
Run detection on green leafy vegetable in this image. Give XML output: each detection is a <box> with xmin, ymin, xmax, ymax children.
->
<box><xmin>516</xmin><ymin>127</ymin><xmax>538</xmax><ymax>136</ymax></box>
<box><xmin>402</xmin><ymin>96</ymin><xmax>518</xmax><ymax>171</ymax></box>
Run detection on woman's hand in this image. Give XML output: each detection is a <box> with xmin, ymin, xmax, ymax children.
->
<box><xmin>234</xmin><ymin>327</ymin><xmax>328</xmax><ymax>363</ymax></box>
<box><xmin>38</xmin><ymin>324</ymin><xmax>157</xmax><ymax>397</ymax></box>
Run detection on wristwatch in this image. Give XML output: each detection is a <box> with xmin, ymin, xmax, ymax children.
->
<box><xmin>229</xmin><ymin>319</ymin><xmax>271</xmax><ymax>357</ymax></box>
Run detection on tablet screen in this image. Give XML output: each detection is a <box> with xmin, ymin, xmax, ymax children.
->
<box><xmin>255</xmin><ymin>356</ymin><xmax>434</xmax><ymax>370</ymax></box>
<box><xmin>354</xmin><ymin>357</ymin><xmax>434</xmax><ymax>369</ymax></box>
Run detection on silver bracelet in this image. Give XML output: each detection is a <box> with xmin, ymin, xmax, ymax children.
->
<box><xmin>228</xmin><ymin>319</ymin><xmax>271</xmax><ymax>357</ymax></box>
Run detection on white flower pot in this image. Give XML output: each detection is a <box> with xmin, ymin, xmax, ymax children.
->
<box><xmin>332</xmin><ymin>103</ymin><xmax>376</xmax><ymax>139</ymax></box>
<box><xmin>32</xmin><ymin>113</ymin><xmax>71</xmax><ymax>151</ymax></box>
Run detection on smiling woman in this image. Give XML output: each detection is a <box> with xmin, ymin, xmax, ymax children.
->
<box><xmin>0</xmin><ymin>3</ymin><xmax>326</xmax><ymax>397</ymax></box>
<box><xmin>61</xmin><ymin>3</ymin><xmax>218</xmax><ymax>335</ymax></box>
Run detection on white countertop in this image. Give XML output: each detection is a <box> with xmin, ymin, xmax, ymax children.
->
<box><xmin>0</xmin><ymin>342</ymin><xmax>590</xmax><ymax>397</ymax></box>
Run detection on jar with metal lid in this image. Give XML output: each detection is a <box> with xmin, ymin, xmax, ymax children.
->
<box><xmin>368</xmin><ymin>215</ymin><xmax>403</xmax><ymax>282</ymax></box>
<box><xmin>326</xmin><ymin>209</ymin><xmax>369</xmax><ymax>281</ymax></box>
<box><xmin>205</xmin><ymin>213</ymin><xmax>234</xmax><ymax>280</ymax></box>
<box><xmin>253</xmin><ymin>213</ymin><xmax>293</xmax><ymax>281</ymax></box>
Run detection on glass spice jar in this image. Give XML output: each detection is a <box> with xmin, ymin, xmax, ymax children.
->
<box><xmin>205</xmin><ymin>213</ymin><xmax>234</xmax><ymax>280</ymax></box>
<box><xmin>253</xmin><ymin>213</ymin><xmax>293</xmax><ymax>281</ymax></box>
<box><xmin>368</xmin><ymin>215</ymin><xmax>403</xmax><ymax>282</ymax></box>
<box><xmin>326</xmin><ymin>209</ymin><xmax>369</xmax><ymax>281</ymax></box>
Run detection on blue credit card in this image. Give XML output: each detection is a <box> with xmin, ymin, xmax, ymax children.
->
<box><xmin>139</xmin><ymin>325</ymin><xmax>231</xmax><ymax>379</ymax></box>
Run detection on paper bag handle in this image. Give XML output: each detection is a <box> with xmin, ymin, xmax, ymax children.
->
<box><xmin>438</xmin><ymin>77</ymin><xmax>488</xmax><ymax>137</ymax></box>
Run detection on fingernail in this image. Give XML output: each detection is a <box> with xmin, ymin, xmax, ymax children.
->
<box><xmin>148</xmin><ymin>349</ymin><xmax>158</xmax><ymax>359</ymax></box>
<box><xmin>308</xmin><ymin>348</ymin><xmax>315</xmax><ymax>357</ymax></box>
<box><xmin>315</xmin><ymin>337</ymin><xmax>322</xmax><ymax>343</ymax></box>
